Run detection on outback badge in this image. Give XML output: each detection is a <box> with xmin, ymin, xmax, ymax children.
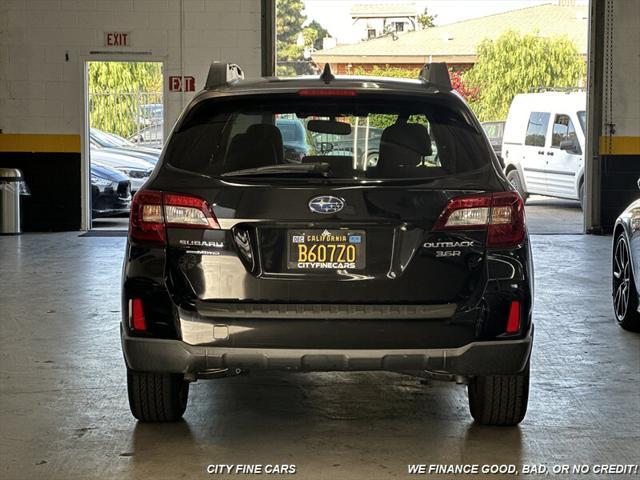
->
<box><xmin>308</xmin><ymin>196</ymin><xmax>345</xmax><ymax>214</ymax></box>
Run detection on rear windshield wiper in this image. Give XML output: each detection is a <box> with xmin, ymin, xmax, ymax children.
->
<box><xmin>221</xmin><ymin>162</ymin><xmax>331</xmax><ymax>178</ymax></box>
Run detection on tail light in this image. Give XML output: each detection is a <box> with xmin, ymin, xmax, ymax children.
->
<box><xmin>164</xmin><ymin>193</ymin><xmax>219</xmax><ymax>229</ymax></box>
<box><xmin>129</xmin><ymin>190</ymin><xmax>219</xmax><ymax>245</ymax></box>
<box><xmin>434</xmin><ymin>192</ymin><xmax>525</xmax><ymax>247</ymax></box>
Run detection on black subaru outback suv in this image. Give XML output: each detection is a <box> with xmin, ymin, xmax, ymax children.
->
<box><xmin>122</xmin><ymin>63</ymin><xmax>533</xmax><ymax>426</ymax></box>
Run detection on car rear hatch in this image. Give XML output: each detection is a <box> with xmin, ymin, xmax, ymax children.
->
<box><xmin>164</xmin><ymin>183</ymin><xmax>493</xmax><ymax>304</ymax></box>
<box><xmin>129</xmin><ymin>90</ymin><xmax>523</xmax><ymax>345</ymax></box>
<box><xmin>137</xmin><ymin>179</ymin><xmax>522</xmax><ymax>300</ymax></box>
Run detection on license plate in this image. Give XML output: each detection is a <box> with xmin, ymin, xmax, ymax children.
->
<box><xmin>288</xmin><ymin>229</ymin><xmax>366</xmax><ymax>270</ymax></box>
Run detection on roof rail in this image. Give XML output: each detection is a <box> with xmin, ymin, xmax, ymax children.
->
<box><xmin>205</xmin><ymin>62</ymin><xmax>244</xmax><ymax>90</ymax></box>
<box><xmin>418</xmin><ymin>63</ymin><xmax>452</xmax><ymax>91</ymax></box>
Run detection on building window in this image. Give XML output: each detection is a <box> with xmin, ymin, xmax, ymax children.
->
<box><xmin>367</xmin><ymin>28</ymin><xmax>376</xmax><ymax>39</ymax></box>
<box><xmin>394</xmin><ymin>22</ymin><xmax>404</xmax><ymax>32</ymax></box>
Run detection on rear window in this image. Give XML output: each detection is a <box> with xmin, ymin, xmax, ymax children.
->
<box><xmin>276</xmin><ymin>120</ymin><xmax>303</xmax><ymax>143</ymax></box>
<box><xmin>164</xmin><ymin>94</ymin><xmax>491</xmax><ymax>180</ymax></box>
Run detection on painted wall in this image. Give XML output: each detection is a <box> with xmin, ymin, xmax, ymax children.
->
<box><xmin>0</xmin><ymin>0</ymin><xmax>262</xmax><ymax>135</ymax></box>
<box><xmin>0</xmin><ymin>0</ymin><xmax>263</xmax><ymax>230</ymax></box>
<box><xmin>600</xmin><ymin>0</ymin><xmax>640</xmax><ymax>151</ymax></box>
<box><xmin>589</xmin><ymin>0</ymin><xmax>640</xmax><ymax>231</ymax></box>
<box><xmin>351</xmin><ymin>17</ymin><xmax>416</xmax><ymax>41</ymax></box>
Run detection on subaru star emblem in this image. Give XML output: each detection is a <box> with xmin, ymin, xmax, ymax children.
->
<box><xmin>308</xmin><ymin>196</ymin><xmax>345</xmax><ymax>214</ymax></box>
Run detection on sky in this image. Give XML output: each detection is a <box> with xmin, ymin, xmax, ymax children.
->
<box><xmin>303</xmin><ymin>0</ymin><xmax>558</xmax><ymax>44</ymax></box>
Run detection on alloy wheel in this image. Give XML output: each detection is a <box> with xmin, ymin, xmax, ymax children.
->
<box><xmin>613</xmin><ymin>236</ymin><xmax>631</xmax><ymax>321</ymax></box>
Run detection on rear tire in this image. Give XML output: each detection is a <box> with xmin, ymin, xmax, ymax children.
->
<box><xmin>127</xmin><ymin>369</ymin><xmax>189</xmax><ymax>422</ymax></box>
<box><xmin>506</xmin><ymin>170</ymin><xmax>528</xmax><ymax>203</ymax></box>
<box><xmin>612</xmin><ymin>234</ymin><xmax>640</xmax><ymax>331</ymax></box>
<box><xmin>468</xmin><ymin>362</ymin><xmax>530</xmax><ymax>426</ymax></box>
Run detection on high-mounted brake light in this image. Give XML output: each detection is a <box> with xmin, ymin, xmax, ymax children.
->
<box><xmin>297</xmin><ymin>89</ymin><xmax>357</xmax><ymax>97</ymax></box>
<box><xmin>129</xmin><ymin>190</ymin><xmax>219</xmax><ymax>245</ymax></box>
<box><xmin>434</xmin><ymin>192</ymin><xmax>525</xmax><ymax>248</ymax></box>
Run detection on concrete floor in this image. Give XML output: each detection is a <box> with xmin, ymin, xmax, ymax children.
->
<box><xmin>90</xmin><ymin>216</ymin><xmax>129</xmax><ymax>230</ymax></box>
<box><xmin>524</xmin><ymin>196</ymin><xmax>583</xmax><ymax>234</ymax></box>
<box><xmin>1</xmin><ymin>233</ymin><xmax>638</xmax><ymax>480</ymax></box>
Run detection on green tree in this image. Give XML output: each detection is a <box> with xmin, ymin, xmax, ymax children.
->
<box><xmin>350</xmin><ymin>65</ymin><xmax>475</xmax><ymax>128</ymax></box>
<box><xmin>349</xmin><ymin>66</ymin><xmax>417</xmax><ymax>127</ymax></box>
<box><xmin>306</xmin><ymin>20</ymin><xmax>329</xmax><ymax>51</ymax></box>
<box><xmin>417</xmin><ymin>8</ymin><xmax>437</xmax><ymax>29</ymax></box>
<box><xmin>276</xmin><ymin>0</ymin><xmax>330</xmax><ymax>75</ymax></box>
<box><xmin>352</xmin><ymin>64</ymin><xmax>420</xmax><ymax>79</ymax></box>
<box><xmin>88</xmin><ymin>62</ymin><xmax>162</xmax><ymax>137</ymax></box>
<box><xmin>352</xmin><ymin>64</ymin><xmax>476</xmax><ymax>94</ymax></box>
<box><xmin>464</xmin><ymin>30</ymin><xmax>586</xmax><ymax>121</ymax></box>
<box><xmin>276</xmin><ymin>0</ymin><xmax>306</xmax><ymax>75</ymax></box>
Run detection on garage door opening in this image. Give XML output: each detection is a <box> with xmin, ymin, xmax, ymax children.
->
<box><xmin>283</xmin><ymin>0</ymin><xmax>589</xmax><ymax>234</ymax></box>
<box><xmin>86</xmin><ymin>60</ymin><xmax>164</xmax><ymax>231</ymax></box>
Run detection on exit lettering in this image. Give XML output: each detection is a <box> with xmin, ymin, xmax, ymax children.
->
<box><xmin>169</xmin><ymin>76</ymin><xmax>196</xmax><ymax>92</ymax></box>
<box><xmin>104</xmin><ymin>32</ymin><xmax>130</xmax><ymax>47</ymax></box>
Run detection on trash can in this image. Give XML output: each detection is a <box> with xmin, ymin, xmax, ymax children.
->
<box><xmin>0</xmin><ymin>168</ymin><xmax>28</xmax><ymax>235</ymax></box>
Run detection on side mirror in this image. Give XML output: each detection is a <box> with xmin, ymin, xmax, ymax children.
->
<box><xmin>559</xmin><ymin>139</ymin><xmax>580</xmax><ymax>154</ymax></box>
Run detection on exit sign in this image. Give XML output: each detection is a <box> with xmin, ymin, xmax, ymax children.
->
<box><xmin>104</xmin><ymin>32</ymin><xmax>131</xmax><ymax>47</ymax></box>
<box><xmin>169</xmin><ymin>76</ymin><xmax>196</xmax><ymax>92</ymax></box>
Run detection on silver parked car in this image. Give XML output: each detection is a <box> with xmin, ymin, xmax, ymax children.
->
<box><xmin>90</xmin><ymin>128</ymin><xmax>161</xmax><ymax>164</ymax></box>
<box><xmin>90</xmin><ymin>148</ymin><xmax>154</xmax><ymax>193</ymax></box>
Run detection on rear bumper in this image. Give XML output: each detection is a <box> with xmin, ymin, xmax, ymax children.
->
<box><xmin>121</xmin><ymin>324</ymin><xmax>533</xmax><ymax>376</ymax></box>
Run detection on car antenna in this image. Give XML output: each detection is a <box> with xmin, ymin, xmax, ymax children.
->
<box><xmin>320</xmin><ymin>63</ymin><xmax>334</xmax><ymax>84</ymax></box>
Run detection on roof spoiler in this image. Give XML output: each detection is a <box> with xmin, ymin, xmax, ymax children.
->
<box><xmin>419</xmin><ymin>63</ymin><xmax>452</xmax><ymax>91</ymax></box>
<box><xmin>205</xmin><ymin>62</ymin><xmax>244</xmax><ymax>90</ymax></box>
